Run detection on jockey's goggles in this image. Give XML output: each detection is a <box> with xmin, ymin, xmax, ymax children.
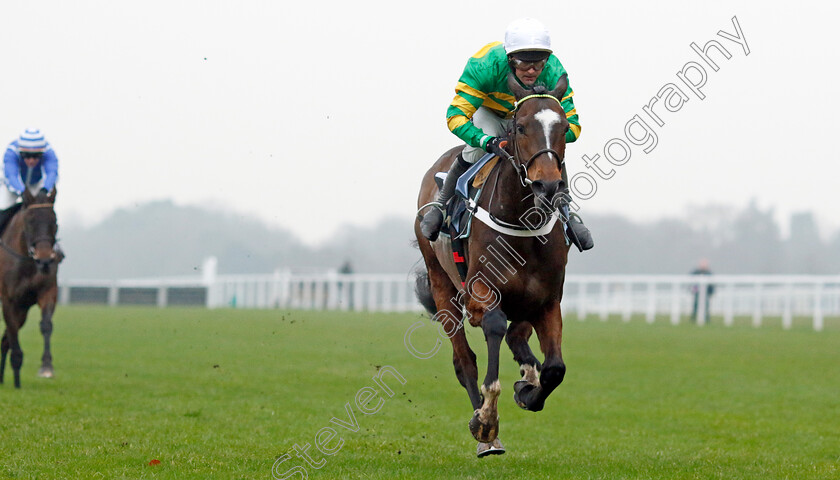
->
<box><xmin>20</xmin><ymin>151</ymin><xmax>43</xmax><ymax>159</ymax></box>
<box><xmin>510</xmin><ymin>57</ymin><xmax>547</xmax><ymax>71</ymax></box>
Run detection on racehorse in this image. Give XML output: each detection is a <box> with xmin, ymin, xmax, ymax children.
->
<box><xmin>0</xmin><ymin>189</ymin><xmax>60</xmax><ymax>388</ymax></box>
<box><xmin>415</xmin><ymin>75</ymin><xmax>572</xmax><ymax>456</ymax></box>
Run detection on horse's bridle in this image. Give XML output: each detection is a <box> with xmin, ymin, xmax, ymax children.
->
<box><xmin>500</xmin><ymin>93</ymin><xmax>566</xmax><ymax>187</ymax></box>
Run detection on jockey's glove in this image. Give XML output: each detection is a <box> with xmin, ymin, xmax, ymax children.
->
<box><xmin>484</xmin><ymin>136</ymin><xmax>507</xmax><ymax>155</ymax></box>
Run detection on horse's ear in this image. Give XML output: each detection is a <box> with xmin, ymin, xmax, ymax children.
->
<box><xmin>49</xmin><ymin>188</ymin><xmax>57</xmax><ymax>203</ymax></box>
<box><xmin>507</xmin><ymin>72</ymin><xmax>530</xmax><ymax>101</ymax></box>
<box><xmin>550</xmin><ymin>74</ymin><xmax>569</xmax><ymax>101</ymax></box>
<box><xmin>22</xmin><ymin>188</ymin><xmax>35</xmax><ymax>206</ymax></box>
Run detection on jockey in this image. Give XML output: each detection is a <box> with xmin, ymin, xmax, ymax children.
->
<box><xmin>1</xmin><ymin>128</ymin><xmax>58</xmax><ymax>209</ymax></box>
<box><xmin>420</xmin><ymin>18</ymin><xmax>594</xmax><ymax>251</ymax></box>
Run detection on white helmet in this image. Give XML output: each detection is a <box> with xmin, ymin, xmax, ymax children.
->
<box><xmin>504</xmin><ymin>18</ymin><xmax>552</xmax><ymax>56</ymax></box>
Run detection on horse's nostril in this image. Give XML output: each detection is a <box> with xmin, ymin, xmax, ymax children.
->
<box><xmin>531</xmin><ymin>181</ymin><xmax>547</xmax><ymax>197</ymax></box>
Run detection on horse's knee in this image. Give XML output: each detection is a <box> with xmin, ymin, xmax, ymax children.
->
<box><xmin>40</xmin><ymin>320</ymin><xmax>53</xmax><ymax>336</ymax></box>
<box><xmin>10</xmin><ymin>350</ymin><xmax>22</xmax><ymax>370</ymax></box>
<box><xmin>482</xmin><ymin>310</ymin><xmax>507</xmax><ymax>339</ymax></box>
<box><xmin>540</xmin><ymin>361</ymin><xmax>566</xmax><ymax>387</ymax></box>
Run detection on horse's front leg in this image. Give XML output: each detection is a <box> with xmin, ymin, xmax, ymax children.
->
<box><xmin>37</xmin><ymin>291</ymin><xmax>56</xmax><ymax>378</ymax></box>
<box><xmin>2</xmin><ymin>304</ymin><xmax>26</xmax><ymax>388</ymax></box>
<box><xmin>0</xmin><ymin>331</ymin><xmax>8</xmax><ymax>384</ymax></box>
<box><xmin>505</xmin><ymin>321</ymin><xmax>545</xmax><ymax>410</ymax></box>
<box><xmin>514</xmin><ymin>301</ymin><xmax>566</xmax><ymax>412</ymax></box>
<box><xmin>467</xmin><ymin>303</ymin><xmax>507</xmax><ymax>444</ymax></box>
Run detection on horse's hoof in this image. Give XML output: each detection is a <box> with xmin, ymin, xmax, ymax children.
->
<box><xmin>513</xmin><ymin>381</ymin><xmax>544</xmax><ymax>412</ymax></box>
<box><xmin>38</xmin><ymin>367</ymin><xmax>54</xmax><ymax>379</ymax></box>
<box><xmin>468</xmin><ymin>409</ymin><xmax>499</xmax><ymax>443</ymax></box>
<box><xmin>476</xmin><ymin>438</ymin><xmax>505</xmax><ymax>458</ymax></box>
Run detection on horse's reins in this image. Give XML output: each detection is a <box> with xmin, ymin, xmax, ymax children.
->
<box><xmin>0</xmin><ymin>203</ymin><xmax>57</xmax><ymax>263</ymax></box>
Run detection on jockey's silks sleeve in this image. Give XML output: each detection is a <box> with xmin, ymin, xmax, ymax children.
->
<box><xmin>40</xmin><ymin>149</ymin><xmax>59</xmax><ymax>191</ymax></box>
<box><xmin>3</xmin><ymin>147</ymin><xmax>24</xmax><ymax>194</ymax></box>
<box><xmin>446</xmin><ymin>42</ymin><xmax>581</xmax><ymax>148</ymax></box>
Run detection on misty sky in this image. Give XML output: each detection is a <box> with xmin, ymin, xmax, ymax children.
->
<box><xmin>1</xmin><ymin>0</ymin><xmax>837</xmax><ymax>245</ymax></box>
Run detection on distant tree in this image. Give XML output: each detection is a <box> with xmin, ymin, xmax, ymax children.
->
<box><xmin>58</xmin><ymin>199</ymin><xmax>840</xmax><ymax>279</ymax></box>
<box><xmin>715</xmin><ymin>200</ymin><xmax>783</xmax><ymax>273</ymax></box>
<box><xmin>786</xmin><ymin>212</ymin><xmax>824</xmax><ymax>273</ymax></box>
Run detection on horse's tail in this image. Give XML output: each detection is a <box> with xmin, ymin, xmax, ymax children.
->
<box><xmin>414</xmin><ymin>266</ymin><xmax>437</xmax><ymax>315</ymax></box>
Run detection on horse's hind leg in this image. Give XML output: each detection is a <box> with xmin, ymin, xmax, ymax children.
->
<box><xmin>427</xmin><ymin>266</ymin><xmax>483</xmax><ymax>410</ymax></box>
<box><xmin>37</xmin><ymin>291</ymin><xmax>57</xmax><ymax>378</ymax></box>
<box><xmin>515</xmin><ymin>302</ymin><xmax>566</xmax><ymax>412</ymax></box>
<box><xmin>0</xmin><ymin>331</ymin><xmax>8</xmax><ymax>384</ymax></box>
<box><xmin>506</xmin><ymin>321</ymin><xmax>544</xmax><ymax>410</ymax></box>
<box><xmin>425</xmin><ymin>257</ymin><xmax>504</xmax><ymax>456</ymax></box>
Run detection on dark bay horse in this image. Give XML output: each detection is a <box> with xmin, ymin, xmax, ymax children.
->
<box><xmin>0</xmin><ymin>189</ymin><xmax>60</xmax><ymax>388</ymax></box>
<box><xmin>415</xmin><ymin>75</ymin><xmax>572</xmax><ymax>456</ymax></box>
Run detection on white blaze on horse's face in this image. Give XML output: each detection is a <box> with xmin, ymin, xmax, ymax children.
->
<box><xmin>534</xmin><ymin>108</ymin><xmax>563</xmax><ymax>150</ymax></box>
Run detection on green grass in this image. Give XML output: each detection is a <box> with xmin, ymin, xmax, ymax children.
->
<box><xmin>0</xmin><ymin>306</ymin><xmax>837</xmax><ymax>479</ymax></box>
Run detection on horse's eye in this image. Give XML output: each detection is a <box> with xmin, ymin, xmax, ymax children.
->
<box><xmin>516</xmin><ymin>124</ymin><xmax>526</xmax><ymax>135</ymax></box>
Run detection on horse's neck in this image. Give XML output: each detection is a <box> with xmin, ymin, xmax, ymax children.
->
<box><xmin>2</xmin><ymin>212</ymin><xmax>26</xmax><ymax>252</ymax></box>
<box><xmin>481</xmin><ymin>160</ymin><xmax>532</xmax><ymax>223</ymax></box>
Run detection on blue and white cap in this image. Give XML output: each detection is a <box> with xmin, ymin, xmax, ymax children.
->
<box><xmin>18</xmin><ymin>128</ymin><xmax>47</xmax><ymax>153</ymax></box>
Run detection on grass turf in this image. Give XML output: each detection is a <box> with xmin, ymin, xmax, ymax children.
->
<box><xmin>0</xmin><ymin>306</ymin><xmax>837</xmax><ymax>479</ymax></box>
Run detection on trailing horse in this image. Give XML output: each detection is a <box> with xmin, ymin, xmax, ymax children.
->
<box><xmin>0</xmin><ymin>189</ymin><xmax>60</xmax><ymax>388</ymax></box>
<box><xmin>415</xmin><ymin>75</ymin><xmax>573</xmax><ymax>456</ymax></box>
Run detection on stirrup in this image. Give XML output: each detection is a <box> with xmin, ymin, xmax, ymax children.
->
<box><xmin>416</xmin><ymin>201</ymin><xmax>444</xmax><ymax>221</ymax></box>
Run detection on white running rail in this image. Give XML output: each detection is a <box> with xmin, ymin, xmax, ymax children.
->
<box><xmin>59</xmin><ymin>272</ymin><xmax>840</xmax><ymax>331</ymax></box>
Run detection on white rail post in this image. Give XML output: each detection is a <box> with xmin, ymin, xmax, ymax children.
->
<box><xmin>381</xmin><ymin>278</ymin><xmax>393</xmax><ymax>312</ymax></box>
<box><xmin>280</xmin><ymin>270</ymin><xmax>292</xmax><ymax>309</ymax></box>
<box><xmin>326</xmin><ymin>271</ymin><xmax>339</xmax><ymax>310</ymax></box>
<box><xmin>577</xmin><ymin>281</ymin><xmax>587</xmax><ymax>321</ymax></box>
<box><xmin>645</xmin><ymin>281</ymin><xmax>656</xmax><ymax>324</ymax></box>
<box><xmin>202</xmin><ymin>257</ymin><xmax>218</xmax><ymax>308</ymax></box>
<box><xmin>108</xmin><ymin>283</ymin><xmax>119</xmax><ymax>307</ymax></box>
<box><xmin>813</xmin><ymin>281</ymin><xmax>824</xmax><ymax>332</ymax></box>
<box><xmin>782</xmin><ymin>282</ymin><xmax>793</xmax><ymax>330</ymax></box>
<box><xmin>397</xmin><ymin>277</ymin><xmax>408</xmax><ymax>312</ymax></box>
<box><xmin>599</xmin><ymin>280</ymin><xmax>609</xmax><ymax>321</ymax></box>
<box><xmin>622</xmin><ymin>281</ymin><xmax>632</xmax><ymax>322</ymax></box>
<box><xmin>353</xmin><ymin>278</ymin><xmax>364</xmax><ymax>312</ymax></box>
<box><xmin>752</xmin><ymin>283</ymin><xmax>763</xmax><ymax>328</ymax></box>
<box><xmin>696</xmin><ymin>277</ymin><xmax>708</xmax><ymax>326</ymax></box>
<box><xmin>314</xmin><ymin>278</ymin><xmax>326</xmax><ymax>310</ymax></box>
<box><xmin>156</xmin><ymin>286</ymin><xmax>167</xmax><ymax>308</ymax></box>
<box><xmin>367</xmin><ymin>279</ymin><xmax>378</xmax><ymax>311</ymax></box>
<box><xmin>59</xmin><ymin>285</ymin><xmax>71</xmax><ymax>305</ymax></box>
<box><xmin>670</xmin><ymin>280</ymin><xmax>681</xmax><ymax>325</ymax></box>
<box><xmin>339</xmin><ymin>274</ymin><xmax>351</xmax><ymax>311</ymax></box>
<box><xmin>723</xmin><ymin>282</ymin><xmax>734</xmax><ymax>327</ymax></box>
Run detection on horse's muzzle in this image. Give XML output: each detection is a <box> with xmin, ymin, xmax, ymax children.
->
<box><xmin>29</xmin><ymin>246</ymin><xmax>57</xmax><ymax>273</ymax></box>
<box><xmin>531</xmin><ymin>179</ymin><xmax>568</xmax><ymax>212</ymax></box>
<box><xmin>35</xmin><ymin>256</ymin><xmax>56</xmax><ymax>272</ymax></box>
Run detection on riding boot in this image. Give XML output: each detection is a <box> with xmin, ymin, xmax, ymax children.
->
<box><xmin>565</xmin><ymin>210</ymin><xmax>594</xmax><ymax>252</ymax></box>
<box><xmin>420</xmin><ymin>154</ymin><xmax>472</xmax><ymax>241</ymax></box>
<box><xmin>54</xmin><ymin>242</ymin><xmax>66</xmax><ymax>263</ymax></box>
